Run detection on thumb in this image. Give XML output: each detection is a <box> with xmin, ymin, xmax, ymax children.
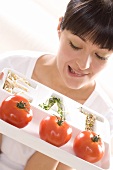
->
<box><xmin>0</xmin><ymin>72</ymin><xmax>4</xmax><ymax>80</ymax></box>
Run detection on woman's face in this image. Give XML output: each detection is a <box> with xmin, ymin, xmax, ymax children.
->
<box><xmin>56</xmin><ymin>30</ymin><xmax>113</xmax><ymax>89</ymax></box>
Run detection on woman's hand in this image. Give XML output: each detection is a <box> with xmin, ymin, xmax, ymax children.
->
<box><xmin>0</xmin><ymin>72</ymin><xmax>4</xmax><ymax>80</ymax></box>
<box><xmin>24</xmin><ymin>151</ymin><xmax>59</xmax><ymax>170</ymax></box>
<box><xmin>24</xmin><ymin>151</ymin><xmax>75</xmax><ymax>170</ymax></box>
<box><xmin>56</xmin><ymin>162</ymin><xmax>74</xmax><ymax>170</ymax></box>
<box><xmin>0</xmin><ymin>133</ymin><xmax>2</xmax><ymax>153</ymax></box>
<box><xmin>0</xmin><ymin>72</ymin><xmax>3</xmax><ymax>153</ymax></box>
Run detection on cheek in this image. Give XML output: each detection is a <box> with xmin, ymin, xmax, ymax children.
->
<box><xmin>57</xmin><ymin>45</ymin><xmax>68</xmax><ymax>65</ymax></box>
<box><xmin>57</xmin><ymin>42</ymin><xmax>75</xmax><ymax>64</ymax></box>
<box><xmin>92</xmin><ymin>61</ymin><xmax>107</xmax><ymax>74</ymax></box>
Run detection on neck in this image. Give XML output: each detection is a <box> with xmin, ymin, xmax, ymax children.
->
<box><xmin>51</xmin><ymin>81</ymin><xmax>95</xmax><ymax>104</ymax></box>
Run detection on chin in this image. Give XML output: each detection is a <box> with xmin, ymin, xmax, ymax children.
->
<box><xmin>65</xmin><ymin>82</ymin><xmax>84</xmax><ymax>90</ymax></box>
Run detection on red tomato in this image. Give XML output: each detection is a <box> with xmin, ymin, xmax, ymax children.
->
<box><xmin>39</xmin><ymin>115</ymin><xmax>72</xmax><ymax>147</ymax></box>
<box><xmin>0</xmin><ymin>95</ymin><xmax>33</xmax><ymax>128</ymax></box>
<box><xmin>73</xmin><ymin>131</ymin><xmax>105</xmax><ymax>163</ymax></box>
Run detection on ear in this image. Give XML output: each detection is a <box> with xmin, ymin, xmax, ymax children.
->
<box><xmin>57</xmin><ymin>17</ymin><xmax>63</xmax><ymax>38</ymax></box>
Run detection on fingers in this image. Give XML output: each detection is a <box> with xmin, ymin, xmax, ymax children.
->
<box><xmin>0</xmin><ymin>72</ymin><xmax>4</xmax><ymax>80</ymax></box>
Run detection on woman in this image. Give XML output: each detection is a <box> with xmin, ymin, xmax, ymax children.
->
<box><xmin>0</xmin><ymin>0</ymin><xmax>113</xmax><ymax>169</ymax></box>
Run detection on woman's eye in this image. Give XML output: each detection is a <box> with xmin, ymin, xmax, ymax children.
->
<box><xmin>95</xmin><ymin>53</ymin><xmax>108</xmax><ymax>61</ymax></box>
<box><xmin>69</xmin><ymin>41</ymin><xmax>81</xmax><ymax>50</ymax></box>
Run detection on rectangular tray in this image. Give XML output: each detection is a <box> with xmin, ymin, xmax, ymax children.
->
<box><xmin>0</xmin><ymin>68</ymin><xmax>111</xmax><ymax>169</ymax></box>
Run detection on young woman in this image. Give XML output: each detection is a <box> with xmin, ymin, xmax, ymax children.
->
<box><xmin>0</xmin><ymin>0</ymin><xmax>113</xmax><ymax>169</ymax></box>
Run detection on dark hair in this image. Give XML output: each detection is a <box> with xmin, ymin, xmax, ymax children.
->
<box><xmin>61</xmin><ymin>0</ymin><xmax>113</xmax><ymax>50</ymax></box>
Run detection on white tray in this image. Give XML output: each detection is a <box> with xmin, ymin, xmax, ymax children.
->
<box><xmin>0</xmin><ymin>68</ymin><xmax>111</xmax><ymax>170</ymax></box>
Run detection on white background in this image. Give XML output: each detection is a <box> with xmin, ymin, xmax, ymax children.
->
<box><xmin>0</xmin><ymin>0</ymin><xmax>69</xmax><ymax>53</ymax></box>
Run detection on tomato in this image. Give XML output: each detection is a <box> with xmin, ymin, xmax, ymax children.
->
<box><xmin>0</xmin><ymin>95</ymin><xmax>33</xmax><ymax>128</ymax></box>
<box><xmin>73</xmin><ymin>131</ymin><xmax>105</xmax><ymax>163</ymax></box>
<box><xmin>39</xmin><ymin>115</ymin><xmax>72</xmax><ymax>147</ymax></box>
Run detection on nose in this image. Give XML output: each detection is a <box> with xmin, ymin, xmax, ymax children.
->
<box><xmin>76</xmin><ymin>54</ymin><xmax>91</xmax><ymax>70</ymax></box>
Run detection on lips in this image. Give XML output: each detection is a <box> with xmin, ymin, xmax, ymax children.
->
<box><xmin>68</xmin><ymin>66</ymin><xmax>87</xmax><ymax>77</ymax></box>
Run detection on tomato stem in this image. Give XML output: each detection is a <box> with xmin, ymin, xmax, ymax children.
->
<box><xmin>16</xmin><ymin>101</ymin><xmax>29</xmax><ymax>113</ymax></box>
<box><xmin>56</xmin><ymin>116</ymin><xmax>64</xmax><ymax>126</ymax></box>
<box><xmin>17</xmin><ymin>101</ymin><xmax>26</xmax><ymax>109</ymax></box>
<box><xmin>91</xmin><ymin>135</ymin><xmax>100</xmax><ymax>142</ymax></box>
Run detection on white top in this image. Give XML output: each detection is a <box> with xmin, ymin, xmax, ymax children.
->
<box><xmin>0</xmin><ymin>50</ymin><xmax>113</xmax><ymax>170</ymax></box>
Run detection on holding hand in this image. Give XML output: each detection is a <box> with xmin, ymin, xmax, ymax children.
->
<box><xmin>0</xmin><ymin>72</ymin><xmax>4</xmax><ymax>80</ymax></box>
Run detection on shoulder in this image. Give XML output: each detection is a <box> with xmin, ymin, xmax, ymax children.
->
<box><xmin>0</xmin><ymin>50</ymin><xmax>48</xmax><ymax>75</ymax></box>
<box><xmin>85</xmin><ymin>82</ymin><xmax>113</xmax><ymax>115</ymax></box>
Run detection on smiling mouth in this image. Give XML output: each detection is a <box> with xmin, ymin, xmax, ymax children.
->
<box><xmin>68</xmin><ymin>66</ymin><xmax>87</xmax><ymax>77</ymax></box>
